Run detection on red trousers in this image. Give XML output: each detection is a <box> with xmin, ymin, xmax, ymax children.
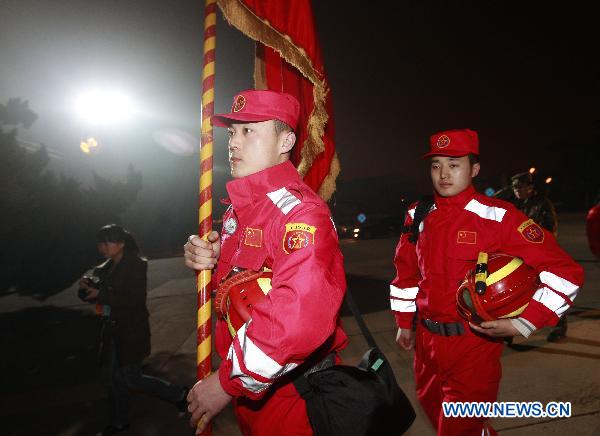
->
<box><xmin>234</xmin><ymin>380</ymin><xmax>312</xmax><ymax>436</ymax></box>
<box><xmin>415</xmin><ymin>324</ymin><xmax>503</xmax><ymax>435</ymax></box>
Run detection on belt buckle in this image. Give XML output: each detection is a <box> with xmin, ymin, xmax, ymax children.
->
<box><xmin>424</xmin><ymin>319</ymin><xmax>440</xmax><ymax>335</ymax></box>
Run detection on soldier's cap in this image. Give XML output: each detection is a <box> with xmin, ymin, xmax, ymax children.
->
<box><xmin>423</xmin><ymin>128</ymin><xmax>479</xmax><ymax>159</ymax></box>
<box><xmin>511</xmin><ymin>172</ymin><xmax>534</xmax><ymax>187</ymax></box>
<box><xmin>212</xmin><ymin>89</ymin><xmax>300</xmax><ymax>130</ymax></box>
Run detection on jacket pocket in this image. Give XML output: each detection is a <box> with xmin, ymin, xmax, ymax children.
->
<box><xmin>446</xmin><ymin>243</ymin><xmax>481</xmax><ymax>280</ymax></box>
<box><xmin>230</xmin><ymin>247</ymin><xmax>268</xmax><ymax>272</ymax></box>
<box><xmin>447</xmin><ymin>243</ymin><xmax>480</xmax><ymax>262</ymax></box>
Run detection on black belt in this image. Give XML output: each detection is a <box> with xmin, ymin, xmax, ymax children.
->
<box><xmin>421</xmin><ymin>319</ymin><xmax>465</xmax><ymax>336</ymax></box>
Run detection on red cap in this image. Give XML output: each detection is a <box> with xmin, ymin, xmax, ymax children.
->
<box><xmin>212</xmin><ymin>89</ymin><xmax>300</xmax><ymax>130</ymax></box>
<box><xmin>422</xmin><ymin>128</ymin><xmax>479</xmax><ymax>158</ymax></box>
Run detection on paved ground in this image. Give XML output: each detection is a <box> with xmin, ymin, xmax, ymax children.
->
<box><xmin>1</xmin><ymin>213</ymin><xmax>598</xmax><ymax>435</ymax></box>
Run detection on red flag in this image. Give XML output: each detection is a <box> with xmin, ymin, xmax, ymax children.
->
<box><xmin>217</xmin><ymin>0</ymin><xmax>339</xmax><ymax>201</ymax></box>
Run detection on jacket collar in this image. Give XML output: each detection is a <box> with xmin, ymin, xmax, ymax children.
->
<box><xmin>226</xmin><ymin>161</ymin><xmax>300</xmax><ymax>209</ymax></box>
<box><xmin>434</xmin><ymin>184</ymin><xmax>477</xmax><ymax>209</ymax></box>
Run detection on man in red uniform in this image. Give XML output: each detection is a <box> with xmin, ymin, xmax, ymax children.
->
<box><xmin>183</xmin><ymin>90</ymin><xmax>347</xmax><ymax>435</ymax></box>
<box><xmin>390</xmin><ymin>129</ymin><xmax>584</xmax><ymax>435</ymax></box>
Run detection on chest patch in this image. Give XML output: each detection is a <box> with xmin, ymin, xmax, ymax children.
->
<box><xmin>518</xmin><ymin>219</ymin><xmax>544</xmax><ymax>243</ymax></box>
<box><xmin>224</xmin><ymin>217</ymin><xmax>238</xmax><ymax>235</ymax></box>
<box><xmin>283</xmin><ymin>223</ymin><xmax>316</xmax><ymax>254</ymax></box>
<box><xmin>457</xmin><ymin>230</ymin><xmax>477</xmax><ymax>244</ymax></box>
<box><xmin>244</xmin><ymin>227</ymin><xmax>263</xmax><ymax>247</ymax></box>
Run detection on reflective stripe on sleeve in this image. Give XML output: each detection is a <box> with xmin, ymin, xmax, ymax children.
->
<box><xmin>229</xmin><ymin>321</ymin><xmax>299</xmax><ymax>393</ymax></box>
<box><xmin>539</xmin><ymin>271</ymin><xmax>578</xmax><ymax>301</ymax></box>
<box><xmin>391</xmin><ymin>298</ymin><xmax>416</xmax><ymax>312</ymax></box>
<box><xmin>390</xmin><ymin>284</ymin><xmax>419</xmax><ymax>299</ymax></box>
<box><xmin>532</xmin><ymin>287</ymin><xmax>570</xmax><ymax>317</ymax></box>
<box><xmin>532</xmin><ymin>271</ymin><xmax>579</xmax><ymax>317</ymax></box>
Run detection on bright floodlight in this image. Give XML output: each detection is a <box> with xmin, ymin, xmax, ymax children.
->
<box><xmin>74</xmin><ymin>89</ymin><xmax>135</xmax><ymax>124</ymax></box>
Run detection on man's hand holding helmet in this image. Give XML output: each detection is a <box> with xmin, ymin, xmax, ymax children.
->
<box><xmin>457</xmin><ymin>252</ymin><xmax>540</xmax><ymax>337</ymax></box>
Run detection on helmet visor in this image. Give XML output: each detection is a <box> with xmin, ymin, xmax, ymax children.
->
<box><xmin>456</xmin><ymin>287</ymin><xmax>484</xmax><ymax>324</ymax></box>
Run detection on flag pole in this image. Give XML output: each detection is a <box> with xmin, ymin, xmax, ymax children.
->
<box><xmin>197</xmin><ymin>0</ymin><xmax>216</xmax><ymax>414</ymax></box>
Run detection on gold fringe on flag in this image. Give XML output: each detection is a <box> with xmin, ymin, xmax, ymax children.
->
<box><xmin>217</xmin><ymin>0</ymin><xmax>340</xmax><ymax>201</ymax></box>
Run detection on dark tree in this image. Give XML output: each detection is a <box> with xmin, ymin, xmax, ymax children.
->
<box><xmin>0</xmin><ymin>100</ymin><xmax>142</xmax><ymax>298</ymax></box>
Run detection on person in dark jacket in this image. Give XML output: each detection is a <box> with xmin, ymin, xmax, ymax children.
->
<box><xmin>79</xmin><ymin>224</ymin><xmax>188</xmax><ymax>436</ymax></box>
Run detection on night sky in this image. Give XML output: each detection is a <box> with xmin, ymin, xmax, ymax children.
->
<box><xmin>2</xmin><ymin>1</ymin><xmax>599</xmax><ymax>207</ymax></box>
<box><xmin>313</xmin><ymin>2</ymin><xmax>599</xmax><ymax>186</ymax></box>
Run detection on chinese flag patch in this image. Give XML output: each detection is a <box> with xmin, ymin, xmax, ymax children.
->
<box><xmin>283</xmin><ymin>223</ymin><xmax>316</xmax><ymax>254</ymax></box>
<box><xmin>457</xmin><ymin>230</ymin><xmax>477</xmax><ymax>244</ymax></box>
<box><xmin>244</xmin><ymin>227</ymin><xmax>263</xmax><ymax>247</ymax></box>
<box><xmin>518</xmin><ymin>219</ymin><xmax>544</xmax><ymax>243</ymax></box>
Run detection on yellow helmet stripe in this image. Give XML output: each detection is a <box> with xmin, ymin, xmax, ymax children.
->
<box><xmin>226</xmin><ymin>313</ymin><xmax>237</xmax><ymax>338</ymax></box>
<box><xmin>256</xmin><ymin>277</ymin><xmax>272</xmax><ymax>295</ymax></box>
<box><xmin>498</xmin><ymin>303</ymin><xmax>529</xmax><ymax>319</ymax></box>
<box><xmin>486</xmin><ymin>257</ymin><xmax>523</xmax><ymax>286</ymax></box>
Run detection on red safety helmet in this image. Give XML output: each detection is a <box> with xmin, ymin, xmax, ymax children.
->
<box><xmin>215</xmin><ymin>269</ymin><xmax>273</xmax><ymax>337</ymax></box>
<box><xmin>456</xmin><ymin>253</ymin><xmax>540</xmax><ymax>323</ymax></box>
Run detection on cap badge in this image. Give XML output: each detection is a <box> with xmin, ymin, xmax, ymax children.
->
<box><xmin>232</xmin><ymin>95</ymin><xmax>246</xmax><ymax>112</ymax></box>
<box><xmin>436</xmin><ymin>134</ymin><xmax>450</xmax><ymax>148</ymax></box>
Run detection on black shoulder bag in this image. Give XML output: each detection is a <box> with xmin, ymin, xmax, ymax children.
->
<box><xmin>293</xmin><ymin>288</ymin><xmax>416</xmax><ymax>435</ymax></box>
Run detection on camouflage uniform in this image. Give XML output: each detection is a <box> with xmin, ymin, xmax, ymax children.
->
<box><xmin>514</xmin><ymin>194</ymin><xmax>558</xmax><ymax>234</ymax></box>
<box><xmin>510</xmin><ymin>172</ymin><xmax>565</xmax><ymax>341</ymax></box>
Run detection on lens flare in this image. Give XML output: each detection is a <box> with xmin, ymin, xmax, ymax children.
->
<box><xmin>152</xmin><ymin>128</ymin><xmax>197</xmax><ymax>156</ymax></box>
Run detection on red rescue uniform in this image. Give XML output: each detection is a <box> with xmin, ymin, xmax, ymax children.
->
<box><xmin>215</xmin><ymin>161</ymin><xmax>348</xmax><ymax>436</ymax></box>
<box><xmin>390</xmin><ymin>185</ymin><xmax>584</xmax><ymax>435</ymax></box>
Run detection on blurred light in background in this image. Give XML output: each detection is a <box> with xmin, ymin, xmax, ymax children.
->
<box><xmin>545</xmin><ymin>177</ymin><xmax>553</xmax><ymax>184</ymax></box>
<box><xmin>152</xmin><ymin>128</ymin><xmax>197</xmax><ymax>156</ymax></box>
<box><xmin>80</xmin><ymin>137</ymin><xmax>99</xmax><ymax>154</ymax></box>
<box><xmin>73</xmin><ymin>89</ymin><xmax>135</xmax><ymax>124</ymax></box>
<box><xmin>529</xmin><ymin>167</ymin><xmax>536</xmax><ymax>174</ymax></box>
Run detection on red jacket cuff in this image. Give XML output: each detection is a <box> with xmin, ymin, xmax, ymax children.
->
<box><xmin>520</xmin><ymin>299</ymin><xmax>559</xmax><ymax>329</ymax></box>
<box><xmin>394</xmin><ymin>311</ymin><xmax>414</xmax><ymax>329</ymax></box>
<box><xmin>218</xmin><ymin>360</ymin><xmax>242</xmax><ymax>397</ymax></box>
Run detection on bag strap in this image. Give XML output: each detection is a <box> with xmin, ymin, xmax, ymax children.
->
<box><xmin>345</xmin><ymin>286</ymin><xmax>378</xmax><ymax>350</ymax></box>
<box><xmin>293</xmin><ymin>287</ymin><xmax>379</xmax><ymax>399</ymax></box>
<box><xmin>402</xmin><ymin>194</ymin><xmax>434</xmax><ymax>244</ymax></box>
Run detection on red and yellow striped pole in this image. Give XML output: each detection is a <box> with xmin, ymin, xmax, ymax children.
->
<box><xmin>197</xmin><ymin>0</ymin><xmax>216</xmax><ymax>400</ymax></box>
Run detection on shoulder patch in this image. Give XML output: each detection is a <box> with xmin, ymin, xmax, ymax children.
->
<box><xmin>283</xmin><ymin>223</ymin><xmax>316</xmax><ymax>254</ymax></box>
<box><xmin>518</xmin><ymin>219</ymin><xmax>544</xmax><ymax>243</ymax></box>
<box><xmin>267</xmin><ymin>187</ymin><xmax>301</xmax><ymax>215</ymax></box>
